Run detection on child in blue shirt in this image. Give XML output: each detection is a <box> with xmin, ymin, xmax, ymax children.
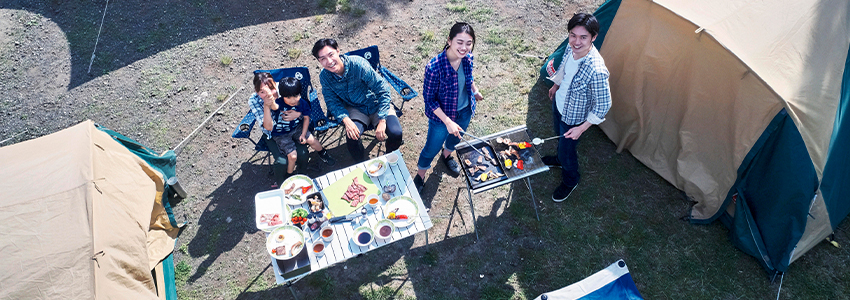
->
<box><xmin>259</xmin><ymin>77</ymin><xmax>335</xmax><ymax>178</ymax></box>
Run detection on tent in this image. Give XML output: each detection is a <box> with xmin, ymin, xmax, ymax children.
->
<box><xmin>542</xmin><ymin>0</ymin><xmax>850</xmax><ymax>273</ymax></box>
<box><xmin>0</xmin><ymin>120</ymin><xmax>183</xmax><ymax>299</ymax></box>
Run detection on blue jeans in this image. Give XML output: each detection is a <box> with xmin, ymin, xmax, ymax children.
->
<box><xmin>553</xmin><ymin>102</ymin><xmax>581</xmax><ymax>187</ymax></box>
<box><xmin>417</xmin><ymin>106</ymin><xmax>473</xmax><ymax>170</ymax></box>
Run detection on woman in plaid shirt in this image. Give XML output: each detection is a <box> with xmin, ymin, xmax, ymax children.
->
<box><xmin>544</xmin><ymin>13</ymin><xmax>612</xmax><ymax>202</ymax></box>
<box><xmin>413</xmin><ymin>22</ymin><xmax>484</xmax><ymax>193</ymax></box>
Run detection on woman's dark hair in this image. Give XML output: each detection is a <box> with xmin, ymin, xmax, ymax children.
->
<box><xmin>567</xmin><ymin>13</ymin><xmax>600</xmax><ymax>37</ymax></box>
<box><xmin>278</xmin><ymin>77</ymin><xmax>302</xmax><ymax>98</ymax></box>
<box><xmin>443</xmin><ymin>22</ymin><xmax>476</xmax><ymax>52</ymax></box>
<box><xmin>252</xmin><ymin>72</ymin><xmax>274</xmax><ymax>93</ymax></box>
<box><xmin>312</xmin><ymin>38</ymin><xmax>339</xmax><ymax>58</ymax></box>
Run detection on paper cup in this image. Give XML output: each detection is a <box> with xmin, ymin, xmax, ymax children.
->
<box><xmin>386</xmin><ymin>153</ymin><xmax>399</xmax><ymax>165</ymax></box>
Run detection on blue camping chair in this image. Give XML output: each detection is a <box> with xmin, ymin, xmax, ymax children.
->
<box><xmin>231</xmin><ymin>67</ymin><xmax>340</xmax><ymax>172</ymax></box>
<box><xmin>346</xmin><ymin>45</ymin><xmax>418</xmax><ymax>116</ymax></box>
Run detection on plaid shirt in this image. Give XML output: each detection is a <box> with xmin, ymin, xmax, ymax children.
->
<box><xmin>422</xmin><ymin>51</ymin><xmax>476</xmax><ymax>122</ymax></box>
<box><xmin>248</xmin><ymin>93</ymin><xmax>273</xmax><ymax>136</ymax></box>
<box><xmin>548</xmin><ymin>45</ymin><xmax>611</xmax><ymax>125</ymax></box>
<box><xmin>319</xmin><ymin>54</ymin><xmax>393</xmax><ymax>120</ymax></box>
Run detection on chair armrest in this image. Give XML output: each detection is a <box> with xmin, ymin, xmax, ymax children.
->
<box><xmin>232</xmin><ymin>110</ymin><xmax>257</xmax><ymax>139</ymax></box>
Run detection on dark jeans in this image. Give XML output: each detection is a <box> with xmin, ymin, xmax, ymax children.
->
<box><xmin>264</xmin><ymin>135</ymin><xmax>308</xmax><ymax>184</ymax></box>
<box><xmin>346</xmin><ymin>115</ymin><xmax>403</xmax><ymax>162</ymax></box>
<box><xmin>553</xmin><ymin>102</ymin><xmax>581</xmax><ymax>188</ymax></box>
<box><xmin>417</xmin><ymin>106</ymin><xmax>473</xmax><ymax>170</ymax></box>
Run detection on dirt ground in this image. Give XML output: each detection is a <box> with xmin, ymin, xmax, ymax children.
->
<box><xmin>3</xmin><ymin>0</ymin><xmax>849</xmax><ymax>299</ymax></box>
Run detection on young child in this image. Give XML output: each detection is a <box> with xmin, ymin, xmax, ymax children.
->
<box><xmin>260</xmin><ymin>76</ymin><xmax>335</xmax><ymax>179</ymax></box>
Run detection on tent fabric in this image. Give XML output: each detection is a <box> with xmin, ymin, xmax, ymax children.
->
<box><xmin>589</xmin><ymin>0</ymin><xmax>850</xmax><ymax>272</ymax></box>
<box><xmin>821</xmin><ymin>44</ymin><xmax>850</xmax><ymax>230</ymax></box>
<box><xmin>0</xmin><ymin>121</ymin><xmax>175</xmax><ymax>299</ymax></box>
<box><xmin>534</xmin><ymin>260</ymin><xmax>643</xmax><ymax>300</ymax></box>
<box><xmin>724</xmin><ymin>110</ymin><xmax>818</xmax><ymax>272</ymax></box>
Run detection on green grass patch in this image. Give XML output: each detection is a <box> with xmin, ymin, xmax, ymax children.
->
<box><xmin>288</xmin><ymin>48</ymin><xmax>302</xmax><ymax>59</ymax></box>
<box><xmin>219</xmin><ymin>55</ymin><xmax>232</xmax><ymax>66</ymax></box>
<box><xmin>359</xmin><ymin>284</ymin><xmax>414</xmax><ymax>300</ymax></box>
<box><xmin>468</xmin><ymin>8</ymin><xmax>493</xmax><ymax>22</ymax></box>
<box><xmin>175</xmin><ymin>260</ymin><xmax>191</xmax><ymax>286</ymax></box>
<box><xmin>445</xmin><ymin>0</ymin><xmax>468</xmax><ymax>12</ymax></box>
<box><xmin>293</xmin><ymin>31</ymin><xmax>310</xmax><ymax>42</ymax></box>
<box><xmin>421</xmin><ymin>250</ymin><xmax>438</xmax><ymax>266</ymax></box>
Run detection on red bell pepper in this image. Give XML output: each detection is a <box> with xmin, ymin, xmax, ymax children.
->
<box><xmin>516</xmin><ymin>160</ymin><xmax>524</xmax><ymax>170</ymax></box>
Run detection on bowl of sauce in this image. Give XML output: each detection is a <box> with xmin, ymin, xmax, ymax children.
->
<box><xmin>312</xmin><ymin>240</ymin><xmax>326</xmax><ymax>256</ymax></box>
<box><xmin>352</xmin><ymin>226</ymin><xmax>375</xmax><ymax>247</ymax></box>
<box><xmin>373</xmin><ymin>219</ymin><xmax>395</xmax><ymax>239</ymax></box>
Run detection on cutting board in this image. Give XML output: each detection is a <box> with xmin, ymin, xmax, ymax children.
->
<box><xmin>322</xmin><ymin>168</ymin><xmax>379</xmax><ymax>216</ymax></box>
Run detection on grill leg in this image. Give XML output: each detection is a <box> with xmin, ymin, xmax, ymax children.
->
<box><xmin>524</xmin><ymin>177</ymin><xmax>540</xmax><ymax>221</ymax></box>
<box><xmin>466</xmin><ymin>183</ymin><xmax>478</xmax><ymax>241</ymax></box>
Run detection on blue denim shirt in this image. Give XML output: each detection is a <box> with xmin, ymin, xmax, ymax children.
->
<box><xmin>319</xmin><ymin>54</ymin><xmax>393</xmax><ymax>120</ymax></box>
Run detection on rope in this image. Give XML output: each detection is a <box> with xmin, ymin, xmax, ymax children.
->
<box><xmin>0</xmin><ymin>130</ymin><xmax>26</xmax><ymax>145</ymax></box>
<box><xmin>87</xmin><ymin>0</ymin><xmax>110</xmax><ymax>74</ymax></box>
<box><xmin>775</xmin><ymin>272</ymin><xmax>785</xmax><ymax>300</ymax></box>
<box><xmin>173</xmin><ymin>86</ymin><xmax>244</xmax><ymax>154</ymax></box>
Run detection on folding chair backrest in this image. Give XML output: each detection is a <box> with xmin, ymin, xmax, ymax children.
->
<box><xmin>346</xmin><ymin>45</ymin><xmax>381</xmax><ymax>70</ymax></box>
<box><xmin>346</xmin><ymin>45</ymin><xmax>418</xmax><ymax>104</ymax></box>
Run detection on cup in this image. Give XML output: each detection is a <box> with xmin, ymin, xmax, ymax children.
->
<box><xmin>386</xmin><ymin>153</ymin><xmax>399</xmax><ymax>165</ymax></box>
<box><xmin>312</xmin><ymin>240</ymin><xmax>326</xmax><ymax>256</ymax></box>
<box><xmin>320</xmin><ymin>224</ymin><xmax>335</xmax><ymax>242</ymax></box>
<box><xmin>367</xmin><ymin>194</ymin><xmax>380</xmax><ymax>208</ymax></box>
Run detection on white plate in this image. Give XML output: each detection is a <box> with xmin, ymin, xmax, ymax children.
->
<box><xmin>255</xmin><ymin>190</ymin><xmax>288</xmax><ymax>232</ymax></box>
<box><xmin>280</xmin><ymin>175</ymin><xmax>315</xmax><ymax>205</ymax></box>
<box><xmin>385</xmin><ymin>196</ymin><xmax>418</xmax><ymax>227</ymax></box>
<box><xmin>266</xmin><ymin>225</ymin><xmax>306</xmax><ymax>260</ymax></box>
<box><xmin>364</xmin><ymin>159</ymin><xmax>387</xmax><ymax>177</ymax></box>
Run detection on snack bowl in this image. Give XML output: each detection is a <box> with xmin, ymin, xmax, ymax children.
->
<box><xmin>352</xmin><ymin>225</ymin><xmax>375</xmax><ymax>247</ymax></box>
<box><xmin>365</xmin><ymin>159</ymin><xmax>387</xmax><ymax>177</ymax></box>
<box><xmin>373</xmin><ymin>219</ymin><xmax>396</xmax><ymax>240</ymax></box>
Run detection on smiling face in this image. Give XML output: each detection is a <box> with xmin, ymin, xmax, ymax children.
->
<box><xmin>257</xmin><ymin>80</ymin><xmax>278</xmax><ymax>103</ymax></box>
<box><xmin>569</xmin><ymin>25</ymin><xmax>597</xmax><ymax>59</ymax></box>
<box><xmin>282</xmin><ymin>95</ymin><xmax>300</xmax><ymax>106</ymax></box>
<box><xmin>316</xmin><ymin>46</ymin><xmax>344</xmax><ymax>75</ymax></box>
<box><xmin>445</xmin><ymin>32</ymin><xmax>474</xmax><ymax>60</ymax></box>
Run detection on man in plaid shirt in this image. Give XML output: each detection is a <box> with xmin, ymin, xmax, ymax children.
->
<box><xmin>544</xmin><ymin>13</ymin><xmax>612</xmax><ymax>202</ymax></box>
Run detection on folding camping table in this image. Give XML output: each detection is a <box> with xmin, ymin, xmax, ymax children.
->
<box><xmin>254</xmin><ymin>150</ymin><xmax>433</xmax><ymax>295</ymax></box>
<box><xmin>454</xmin><ymin>125</ymin><xmax>549</xmax><ymax>241</ymax></box>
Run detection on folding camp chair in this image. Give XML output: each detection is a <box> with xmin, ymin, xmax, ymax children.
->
<box><xmin>346</xmin><ymin>45</ymin><xmax>418</xmax><ymax>116</ymax></box>
<box><xmin>231</xmin><ymin>67</ymin><xmax>340</xmax><ymax>172</ymax></box>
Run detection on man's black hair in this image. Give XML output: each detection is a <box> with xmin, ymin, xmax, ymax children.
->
<box><xmin>567</xmin><ymin>13</ymin><xmax>600</xmax><ymax>37</ymax></box>
<box><xmin>312</xmin><ymin>38</ymin><xmax>339</xmax><ymax>58</ymax></box>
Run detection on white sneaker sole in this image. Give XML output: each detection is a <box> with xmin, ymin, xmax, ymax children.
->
<box><xmin>552</xmin><ymin>184</ymin><xmax>578</xmax><ymax>202</ymax></box>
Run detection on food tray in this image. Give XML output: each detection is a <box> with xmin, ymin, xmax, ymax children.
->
<box><xmin>255</xmin><ymin>190</ymin><xmax>289</xmax><ymax>232</ymax></box>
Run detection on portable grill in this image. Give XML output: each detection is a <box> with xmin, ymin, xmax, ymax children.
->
<box><xmin>454</xmin><ymin>126</ymin><xmax>550</xmax><ymax>240</ymax></box>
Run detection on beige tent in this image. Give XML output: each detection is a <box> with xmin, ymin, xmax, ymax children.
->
<box><xmin>0</xmin><ymin>121</ymin><xmax>180</xmax><ymax>299</ymax></box>
<box><xmin>574</xmin><ymin>0</ymin><xmax>850</xmax><ymax>272</ymax></box>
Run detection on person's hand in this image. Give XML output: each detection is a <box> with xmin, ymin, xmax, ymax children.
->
<box><xmin>298</xmin><ymin>134</ymin><xmax>307</xmax><ymax>144</ymax></box>
<box><xmin>564</xmin><ymin>123</ymin><xmax>591</xmax><ymax>140</ymax></box>
<box><xmin>548</xmin><ymin>84</ymin><xmax>560</xmax><ymax>101</ymax></box>
<box><xmin>375</xmin><ymin>119</ymin><xmax>387</xmax><ymax>141</ymax></box>
<box><xmin>444</xmin><ymin>119</ymin><xmax>462</xmax><ymax>138</ymax></box>
<box><xmin>474</xmin><ymin>91</ymin><xmax>484</xmax><ymax>101</ymax></box>
<box><xmin>342</xmin><ymin>117</ymin><xmax>360</xmax><ymax>140</ymax></box>
<box><xmin>281</xmin><ymin>110</ymin><xmax>301</xmax><ymax>121</ymax></box>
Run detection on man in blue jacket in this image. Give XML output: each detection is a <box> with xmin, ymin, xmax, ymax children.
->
<box><xmin>312</xmin><ymin>38</ymin><xmax>403</xmax><ymax>162</ymax></box>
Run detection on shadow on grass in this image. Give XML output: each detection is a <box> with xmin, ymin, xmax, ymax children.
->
<box><xmin>2</xmin><ymin>0</ymin><xmax>413</xmax><ymax>90</ymax></box>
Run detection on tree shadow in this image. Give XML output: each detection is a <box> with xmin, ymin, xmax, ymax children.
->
<box><xmin>2</xmin><ymin>0</ymin><xmax>413</xmax><ymax>90</ymax></box>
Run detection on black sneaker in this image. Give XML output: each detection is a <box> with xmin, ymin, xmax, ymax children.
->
<box><xmin>414</xmin><ymin>174</ymin><xmax>424</xmax><ymax>194</ymax></box>
<box><xmin>441</xmin><ymin>155</ymin><xmax>461</xmax><ymax>177</ymax></box>
<box><xmin>552</xmin><ymin>183</ymin><xmax>578</xmax><ymax>202</ymax></box>
<box><xmin>318</xmin><ymin>150</ymin><xmax>336</xmax><ymax>166</ymax></box>
<box><xmin>542</xmin><ymin>155</ymin><xmax>560</xmax><ymax>167</ymax></box>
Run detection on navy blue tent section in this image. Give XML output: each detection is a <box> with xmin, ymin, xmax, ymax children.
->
<box><xmin>821</xmin><ymin>45</ymin><xmax>850</xmax><ymax>231</ymax></box>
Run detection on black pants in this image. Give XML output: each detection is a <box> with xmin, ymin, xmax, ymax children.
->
<box><xmin>346</xmin><ymin>115</ymin><xmax>403</xmax><ymax>162</ymax></box>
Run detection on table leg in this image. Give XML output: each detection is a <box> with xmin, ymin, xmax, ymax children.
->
<box><xmin>524</xmin><ymin>177</ymin><xmax>540</xmax><ymax>221</ymax></box>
